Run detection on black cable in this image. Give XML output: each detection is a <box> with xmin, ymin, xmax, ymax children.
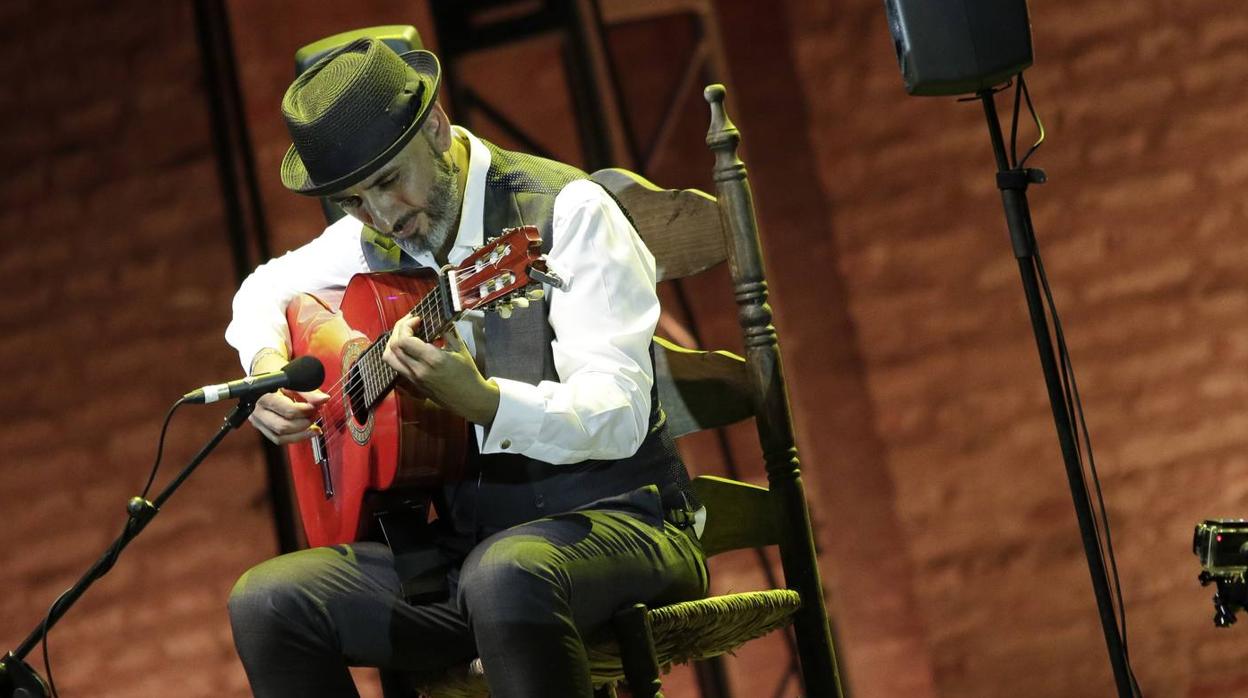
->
<box><xmin>1010</xmin><ymin>74</ymin><xmax>1023</xmax><ymax>167</ymax></box>
<box><xmin>38</xmin><ymin>395</ymin><xmax>188</xmax><ymax>696</ymax></box>
<box><xmin>1004</xmin><ymin>75</ymin><xmax>1138</xmax><ymax>696</ymax></box>
<box><xmin>39</xmin><ymin>589</ymin><xmax>68</xmax><ymax>697</ymax></box>
<box><xmin>142</xmin><ymin>397</ymin><xmax>188</xmax><ymax>499</ymax></box>
<box><xmin>1034</xmin><ymin>253</ymin><xmax>1142</xmax><ymax>695</ymax></box>
<box><xmin>1016</xmin><ymin>74</ymin><xmax>1045</xmax><ymax>169</ymax></box>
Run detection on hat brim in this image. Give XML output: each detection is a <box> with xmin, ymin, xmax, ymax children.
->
<box><xmin>280</xmin><ymin>49</ymin><xmax>441</xmax><ymax>196</ymax></box>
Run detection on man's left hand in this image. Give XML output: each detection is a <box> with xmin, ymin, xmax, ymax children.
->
<box><xmin>382</xmin><ymin>315</ymin><xmax>500</xmax><ymax>425</ymax></box>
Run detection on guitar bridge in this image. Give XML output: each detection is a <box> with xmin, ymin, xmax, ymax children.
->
<box><xmin>310</xmin><ymin>421</ymin><xmax>333</xmax><ymax>498</ymax></box>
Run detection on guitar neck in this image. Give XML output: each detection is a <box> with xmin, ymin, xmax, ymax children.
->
<box><xmin>341</xmin><ymin>225</ymin><xmax>546</xmax><ymax>412</ymax></box>
<box><xmin>351</xmin><ymin>276</ymin><xmax>459</xmax><ymax>409</ymax></box>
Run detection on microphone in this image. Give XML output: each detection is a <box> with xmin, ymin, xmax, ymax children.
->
<box><xmin>184</xmin><ymin>356</ymin><xmax>325</xmax><ymax>404</ymax></box>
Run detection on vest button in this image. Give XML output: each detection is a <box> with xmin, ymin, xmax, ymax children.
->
<box><xmin>500</xmin><ymin>439</ymin><xmax>512</xmax><ymax>450</ymax></box>
<box><xmin>535</xmin><ymin>494</ymin><xmax>546</xmax><ymax>509</ymax></box>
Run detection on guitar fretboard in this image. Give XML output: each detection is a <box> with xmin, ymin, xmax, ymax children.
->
<box><xmin>347</xmin><ymin>279</ymin><xmax>457</xmax><ymax>410</ymax></box>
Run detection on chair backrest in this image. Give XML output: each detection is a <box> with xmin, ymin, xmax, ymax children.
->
<box><xmin>590</xmin><ymin>169</ymin><xmax>770</xmax><ymax>558</ymax></box>
<box><xmin>592</xmin><ymin>85</ymin><xmax>842</xmax><ymax>696</ymax></box>
<box><xmin>588</xmin><ymin>169</ymin><xmax>725</xmax><ymax>281</ymax></box>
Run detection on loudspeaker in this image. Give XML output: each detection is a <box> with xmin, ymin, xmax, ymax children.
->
<box><xmin>884</xmin><ymin>0</ymin><xmax>1033</xmax><ymax>96</ymax></box>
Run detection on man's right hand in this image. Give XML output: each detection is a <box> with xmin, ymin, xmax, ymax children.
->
<box><xmin>246</xmin><ymin>350</ymin><xmax>330</xmax><ymax>445</ymax></box>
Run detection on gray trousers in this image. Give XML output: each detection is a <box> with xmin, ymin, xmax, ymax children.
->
<box><xmin>228</xmin><ymin>489</ymin><xmax>708</xmax><ymax>698</ymax></box>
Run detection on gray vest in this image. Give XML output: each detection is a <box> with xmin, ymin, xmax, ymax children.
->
<box><xmin>360</xmin><ymin>140</ymin><xmax>696</xmax><ymax>538</ymax></box>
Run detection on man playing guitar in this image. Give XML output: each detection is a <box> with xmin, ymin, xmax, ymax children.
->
<box><xmin>224</xmin><ymin>38</ymin><xmax>706</xmax><ymax>698</ymax></box>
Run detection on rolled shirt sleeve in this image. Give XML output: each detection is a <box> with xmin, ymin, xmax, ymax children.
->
<box><xmin>476</xmin><ymin>178</ymin><xmax>659</xmax><ymax>464</ymax></box>
<box><xmin>224</xmin><ymin>215</ymin><xmax>369</xmax><ymax>371</ymax></box>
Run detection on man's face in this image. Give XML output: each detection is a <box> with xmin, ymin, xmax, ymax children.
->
<box><xmin>328</xmin><ymin>128</ymin><xmax>460</xmax><ymax>261</ymax></box>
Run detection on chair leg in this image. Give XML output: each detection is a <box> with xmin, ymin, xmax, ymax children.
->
<box><xmin>612</xmin><ymin>603</ymin><xmax>664</xmax><ymax>698</ymax></box>
<box><xmin>593</xmin><ymin>683</ymin><xmax>618</xmax><ymax>698</ymax></box>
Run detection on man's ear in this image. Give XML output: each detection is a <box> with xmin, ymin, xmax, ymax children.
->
<box><xmin>423</xmin><ymin>104</ymin><xmax>452</xmax><ymax>153</ymax></box>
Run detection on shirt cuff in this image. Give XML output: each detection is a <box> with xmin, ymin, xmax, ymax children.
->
<box><xmin>478</xmin><ymin>376</ymin><xmax>545</xmax><ymax>454</ymax></box>
<box><xmin>234</xmin><ymin>339</ymin><xmax>287</xmax><ymax>374</ymax></box>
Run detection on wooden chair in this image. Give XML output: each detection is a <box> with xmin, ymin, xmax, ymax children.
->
<box><xmin>411</xmin><ymin>85</ymin><xmax>843</xmax><ymax>698</ymax></box>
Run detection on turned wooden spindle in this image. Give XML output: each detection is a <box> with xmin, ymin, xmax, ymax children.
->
<box><xmin>703</xmin><ymin>83</ymin><xmax>844</xmax><ymax>698</ymax></box>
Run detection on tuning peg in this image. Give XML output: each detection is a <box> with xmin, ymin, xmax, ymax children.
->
<box><xmin>526</xmin><ymin>288</ymin><xmax>545</xmax><ymax>301</ymax></box>
<box><xmin>512</xmin><ymin>297</ymin><xmax>530</xmax><ymax>310</ymax></box>
<box><xmin>528</xmin><ymin>267</ymin><xmax>565</xmax><ymax>290</ymax></box>
<box><xmin>497</xmin><ymin>303</ymin><xmax>513</xmax><ymax>320</ymax></box>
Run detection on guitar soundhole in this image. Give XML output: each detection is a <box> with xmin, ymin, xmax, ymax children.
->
<box><xmin>346</xmin><ymin>364</ymin><xmax>370</xmax><ymax>424</ymax></box>
<box><xmin>341</xmin><ymin>338</ymin><xmax>375</xmax><ymax>445</ymax></box>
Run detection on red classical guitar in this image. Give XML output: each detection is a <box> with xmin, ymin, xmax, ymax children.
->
<box><xmin>283</xmin><ymin>226</ymin><xmax>556</xmax><ymax>547</ymax></box>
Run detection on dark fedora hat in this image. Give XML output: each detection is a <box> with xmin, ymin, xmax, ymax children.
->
<box><xmin>280</xmin><ymin>38</ymin><xmax>441</xmax><ymax>195</ymax></box>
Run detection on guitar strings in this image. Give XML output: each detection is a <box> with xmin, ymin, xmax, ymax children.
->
<box><xmin>311</xmin><ymin>271</ymin><xmax>499</xmax><ymax>455</ymax></box>
<box><xmin>314</xmin><ymin>288</ymin><xmax>442</xmax><ymax>435</ymax></box>
<box><xmin>308</xmin><ymin>278</ymin><xmax>470</xmax><ymax>453</ymax></box>
<box><xmin>302</xmin><ymin>282</ymin><xmax>447</xmax><ymax>452</ymax></box>
<box><xmin>302</xmin><ymin>240</ymin><xmax>532</xmax><ymax>453</ymax></box>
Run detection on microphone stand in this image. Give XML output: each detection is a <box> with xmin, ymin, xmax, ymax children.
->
<box><xmin>976</xmin><ymin>87</ymin><xmax>1133</xmax><ymax>697</ymax></box>
<box><xmin>1</xmin><ymin>398</ymin><xmax>258</xmax><ymax>698</ymax></box>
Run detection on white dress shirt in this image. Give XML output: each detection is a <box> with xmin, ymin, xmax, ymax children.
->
<box><xmin>225</xmin><ymin>127</ymin><xmax>659</xmax><ymax>465</ymax></box>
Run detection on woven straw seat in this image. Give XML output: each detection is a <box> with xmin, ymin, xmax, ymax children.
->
<box><xmin>615</xmin><ymin>589</ymin><xmax>802</xmax><ymax>669</ymax></box>
<box><xmin>414</xmin><ymin>590</ymin><xmax>802</xmax><ymax>697</ymax></box>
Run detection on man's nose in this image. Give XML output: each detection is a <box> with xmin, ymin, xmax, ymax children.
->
<box><xmin>369</xmin><ymin>196</ymin><xmax>403</xmax><ymax>234</ymax></box>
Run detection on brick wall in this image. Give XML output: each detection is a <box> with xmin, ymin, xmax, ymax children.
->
<box><xmin>0</xmin><ymin>1</ymin><xmax>269</xmax><ymax>696</ymax></box>
<box><xmin>786</xmin><ymin>0</ymin><xmax>1248</xmax><ymax>696</ymax></box>
<box><xmin>6</xmin><ymin>0</ymin><xmax>1245</xmax><ymax>697</ymax></box>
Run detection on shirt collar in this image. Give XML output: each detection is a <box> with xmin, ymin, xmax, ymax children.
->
<box><xmin>351</xmin><ymin>126</ymin><xmax>490</xmax><ymax>270</ymax></box>
<box><xmin>452</xmin><ymin>126</ymin><xmax>490</xmax><ymax>256</ymax></box>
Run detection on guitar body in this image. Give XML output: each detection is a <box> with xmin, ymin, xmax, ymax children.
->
<box><xmin>285</xmin><ymin>269</ymin><xmax>469</xmax><ymax>548</ymax></box>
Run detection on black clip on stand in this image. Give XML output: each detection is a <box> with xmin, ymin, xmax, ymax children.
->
<box><xmin>0</xmin><ymin>399</ymin><xmax>258</xmax><ymax>698</ymax></box>
<box><xmin>977</xmin><ymin>88</ymin><xmax>1134</xmax><ymax>697</ymax></box>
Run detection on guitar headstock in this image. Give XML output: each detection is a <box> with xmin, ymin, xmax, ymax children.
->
<box><xmin>450</xmin><ymin>226</ymin><xmax>560</xmax><ymax>317</ymax></box>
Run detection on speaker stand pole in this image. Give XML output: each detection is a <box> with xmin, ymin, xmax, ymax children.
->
<box><xmin>977</xmin><ymin>87</ymin><xmax>1133</xmax><ymax>698</ymax></box>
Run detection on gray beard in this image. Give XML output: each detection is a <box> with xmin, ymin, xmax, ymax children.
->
<box><xmin>396</xmin><ymin>154</ymin><xmax>460</xmax><ymax>262</ymax></box>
